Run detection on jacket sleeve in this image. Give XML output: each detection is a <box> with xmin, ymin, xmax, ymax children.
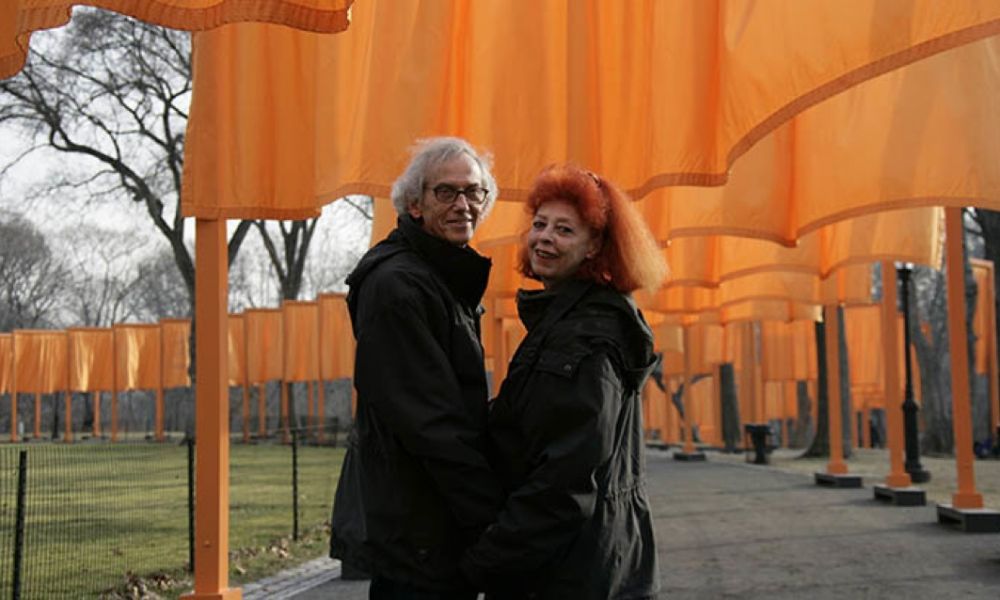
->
<box><xmin>353</xmin><ymin>276</ymin><xmax>502</xmax><ymax>539</ymax></box>
<box><xmin>460</xmin><ymin>346</ymin><xmax>623</xmax><ymax>586</ymax></box>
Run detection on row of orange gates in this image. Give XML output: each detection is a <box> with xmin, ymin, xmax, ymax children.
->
<box><xmin>0</xmin><ymin>294</ymin><xmax>355</xmax><ymax>444</ymax></box>
<box><xmin>639</xmin><ymin>259</ymin><xmax>1000</xmax><ymax>449</ymax></box>
<box><xmin>2</xmin><ymin>260</ymin><xmax>998</xmax><ymax>448</ymax></box>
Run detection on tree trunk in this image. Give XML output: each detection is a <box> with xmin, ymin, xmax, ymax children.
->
<box><xmin>791</xmin><ymin>380</ymin><xmax>812</xmax><ymax>448</ymax></box>
<box><xmin>911</xmin><ymin>267</ymin><xmax>953</xmax><ymax>454</ymax></box>
<box><xmin>718</xmin><ymin>363</ymin><xmax>741</xmax><ymax>452</ymax></box>
<box><xmin>837</xmin><ymin>305</ymin><xmax>853</xmax><ymax>458</ymax></box>
<box><xmin>801</xmin><ymin>321</ymin><xmax>830</xmax><ymax>458</ymax></box>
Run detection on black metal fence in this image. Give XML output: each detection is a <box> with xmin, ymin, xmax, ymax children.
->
<box><xmin>0</xmin><ymin>424</ymin><xmax>343</xmax><ymax>599</ymax></box>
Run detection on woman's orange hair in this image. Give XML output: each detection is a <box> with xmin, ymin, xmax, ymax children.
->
<box><xmin>519</xmin><ymin>164</ymin><xmax>668</xmax><ymax>293</ymax></box>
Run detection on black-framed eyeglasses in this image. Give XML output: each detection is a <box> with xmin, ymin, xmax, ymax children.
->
<box><xmin>428</xmin><ymin>184</ymin><xmax>489</xmax><ymax>206</ymax></box>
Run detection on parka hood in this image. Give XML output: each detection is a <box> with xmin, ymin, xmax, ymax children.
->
<box><xmin>517</xmin><ymin>280</ymin><xmax>657</xmax><ymax>392</ymax></box>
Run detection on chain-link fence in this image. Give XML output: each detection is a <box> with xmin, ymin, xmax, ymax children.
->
<box><xmin>0</xmin><ymin>425</ymin><xmax>343</xmax><ymax>599</ymax></box>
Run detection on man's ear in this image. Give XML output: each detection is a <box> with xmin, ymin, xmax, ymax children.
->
<box><xmin>407</xmin><ymin>199</ymin><xmax>423</xmax><ymax>220</ymax></box>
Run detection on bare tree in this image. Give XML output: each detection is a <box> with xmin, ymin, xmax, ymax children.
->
<box><xmin>254</xmin><ymin>218</ymin><xmax>320</xmax><ymax>301</ymax></box>
<box><xmin>0</xmin><ymin>8</ymin><xmax>251</xmax><ymax>315</ymax></box>
<box><xmin>909</xmin><ymin>265</ymin><xmax>953</xmax><ymax>453</ymax></box>
<box><xmin>253</xmin><ymin>196</ymin><xmax>373</xmax><ymax>302</ymax></box>
<box><xmin>0</xmin><ymin>214</ymin><xmax>67</xmax><ymax>330</ymax></box>
<box><xmin>57</xmin><ymin>225</ymin><xmax>148</xmax><ymax>326</ymax></box>
<box><xmin>130</xmin><ymin>248</ymin><xmax>191</xmax><ymax>321</ymax></box>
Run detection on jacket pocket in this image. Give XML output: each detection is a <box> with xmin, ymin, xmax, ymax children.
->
<box><xmin>535</xmin><ymin>347</ymin><xmax>590</xmax><ymax>379</ymax></box>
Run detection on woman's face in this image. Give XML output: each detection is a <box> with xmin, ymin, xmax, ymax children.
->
<box><xmin>527</xmin><ymin>199</ymin><xmax>600</xmax><ymax>288</ymax></box>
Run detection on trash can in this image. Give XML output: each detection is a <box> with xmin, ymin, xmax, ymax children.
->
<box><xmin>744</xmin><ymin>423</ymin><xmax>771</xmax><ymax>465</ymax></box>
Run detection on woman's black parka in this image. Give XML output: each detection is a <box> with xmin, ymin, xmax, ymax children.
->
<box><xmin>462</xmin><ymin>279</ymin><xmax>660</xmax><ymax>599</ymax></box>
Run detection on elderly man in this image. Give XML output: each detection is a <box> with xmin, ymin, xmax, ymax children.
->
<box><xmin>330</xmin><ymin>137</ymin><xmax>503</xmax><ymax>600</ymax></box>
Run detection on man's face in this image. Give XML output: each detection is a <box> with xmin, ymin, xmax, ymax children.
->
<box><xmin>408</xmin><ymin>153</ymin><xmax>485</xmax><ymax>246</ymax></box>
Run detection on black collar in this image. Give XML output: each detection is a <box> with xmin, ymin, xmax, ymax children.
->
<box><xmin>398</xmin><ymin>216</ymin><xmax>492</xmax><ymax>308</ymax></box>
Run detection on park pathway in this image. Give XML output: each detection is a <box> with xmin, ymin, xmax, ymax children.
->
<box><xmin>276</xmin><ymin>449</ymin><xmax>1000</xmax><ymax>599</ymax></box>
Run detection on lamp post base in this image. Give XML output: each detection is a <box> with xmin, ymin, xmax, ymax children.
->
<box><xmin>905</xmin><ymin>466</ymin><xmax>931</xmax><ymax>484</ymax></box>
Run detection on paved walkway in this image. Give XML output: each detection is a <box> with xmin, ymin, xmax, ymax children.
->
<box><xmin>259</xmin><ymin>449</ymin><xmax>1000</xmax><ymax>599</ymax></box>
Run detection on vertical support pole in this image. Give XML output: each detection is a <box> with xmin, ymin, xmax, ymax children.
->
<box><xmin>782</xmin><ymin>381</ymin><xmax>793</xmax><ymax>448</ymax></box>
<box><xmin>64</xmin><ymin>390</ymin><xmax>72</xmax><ymax>443</ymax></box>
<box><xmin>491</xmin><ymin>309</ymin><xmax>506</xmax><ymax>397</ymax></box>
<box><xmin>181</xmin><ymin>217</ymin><xmax>240</xmax><ymax>600</ymax></box>
<box><xmin>943</xmin><ymin>207</ymin><xmax>984</xmax><ymax>509</ymax></box>
<box><xmin>899</xmin><ymin>265</ymin><xmax>930</xmax><ymax>481</ymax></box>
<box><xmin>242</xmin><ymin>327</ymin><xmax>250</xmax><ymax>444</ymax></box>
<box><xmin>157</xmin><ymin>326</ymin><xmax>165</xmax><ymax>443</ymax></box>
<box><xmin>983</xmin><ymin>261</ymin><xmax>1000</xmax><ymax>435</ymax></box>
<box><xmin>292</xmin><ymin>429</ymin><xmax>300</xmax><ymax>541</ymax></box>
<box><xmin>13</xmin><ymin>450</ymin><xmax>27</xmax><ymax>600</ymax></box>
<box><xmin>880</xmin><ymin>261</ymin><xmax>911</xmax><ymax>488</ymax></box>
<box><xmin>33</xmin><ymin>393</ymin><xmax>40</xmax><ymax>440</ymax></box>
<box><xmin>317</xmin><ymin>380</ymin><xmax>325</xmax><ymax>443</ymax></box>
<box><xmin>186</xmin><ymin>436</ymin><xmax>195</xmax><ymax>573</ymax></box>
<box><xmin>93</xmin><ymin>391</ymin><xmax>101</xmax><ymax>438</ymax></box>
<box><xmin>741</xmin><ymin>322</ymin><xmax>755</xmax><ymax>425</ymax></box>
<box><xmin>307</xmin><ymin>381</ymin><xmax>315</xmax><ymax>441</ymax></box>
<box><xmin>281</xmin><ymin>381</ymin><xmax>290</xmax><ymax>444</ymax></box>
<box><xmin>861</xmin><ymin>405</ymin><xmax>871</xmax><ymax>449</ymax></box>
<box><xmin>663</xmin><ymin>379</ymin><xmax>675</xmax><ymax>443</ymax></box>
<box><xmin>257</xmin><ymin>383</ymin><xmax>266</xmax><ymax>438</ymax></box>
<box><xmin>10</xmin><ymin>334</ymin><xmax>16</xmax><ymax>443</ymax></box>
<box><xmin>681</xmin><ymin>325</ymin><xmax>696</xmax><ymax>454</ymax></box>
<box><xmin>711</xmin><ymin>369</ymin><xmax>722</xmax><ymax>446</ymax></box>
<box><xmin>824</xmin><ymin>305</ymin><xmax>848</xmax><ymax>475</ymax></box>
<box><xmin>155</xmin><ymin>387</ymin><xmax>165</xmax><ymax>442</ymax></box>
<box><xmin>241</xmin><ymin>382</ymin><xmax>250</xmax><ymax>444</ymax></box>
<box><xmin>66</xmin><ymin>333</ymin><xmax>74</xmax><ymax>443</ymax></box>
<box><xmin>111</xmin><ymin>330</ymin><xmax>119</xmax><ymax>443</ymax></box>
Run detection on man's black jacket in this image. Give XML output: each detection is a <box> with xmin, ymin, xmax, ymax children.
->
<box><xmin>329</xmin><ymin>216</ymin><xmax>502</xmax><ymax>590</ymax></box>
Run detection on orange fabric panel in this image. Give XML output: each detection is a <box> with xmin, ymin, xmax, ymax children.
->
<box><xmin>13</xmin><ymin>330</ymin><xmax>67</xmax><ymax>394</ymax></box>
<box><xmin>67</xmin><ymin>328</ymin><xmax>113</xmax><ymax>392</ymax></box>
<box><xmin>722</xmin><ymin>300</ymin><xmax>821</xmax><ymax>325</ymax></box>
<box><xmin>0</xmin><ymin>334</ymin><xmax>11</xmax><ymax>393</ymax></box>
<box><xmin>228</xmin><ymin>314</ymin><xmax>246</xmax><ymax>386</ymax></box>
<box><xmin>791</xmin><ymin>320</ymin><xmax>819</xmax><ymax>381</ymax></box>
<box><xmin>318</xmin><ymin>293</ymin><xmax>354</xmax><ymax>380</ymax></box>
<box><xmin>821</xmin><ymin>264</ymin><xmax>873</xmax><ymax>307</ymax></box>
<box><xmin>691</xmin><ymin>377</ymin><xmax>715</xmax><ymax>438</ymax></box>
<box><xmin>245</xmin><ymin>308</ymin><xmax>283</xmax><ymax>384</ymax></box>
<box><xmin>663</xmin><ymin>208</ymin><xmax>942</xmax><ymax>287</ymax></box>
<box><xmin>161</xmin><ymin>319</ymin><xmax>191</xmax><ymax>388</ymax></box>
<box><xmin>761</xmin><ymin>321</ymin><xmax>794</xmax><ymax>382</ymax></box>
<box><xmin>282</xmin><ymin>300</ymin><xmax>319</xmax><ymax>382</ymax></box>
<box><xmin>3</xmin><ymin>0</ymin><xmax>353</xmax><ymax>80</ymax></box>
<box><xmin>645</xmin><ymin>266</ymin><xmax>866</xmax><ymax>321</ymax></box>
<box><xmin>182</xmin><ymin>1</ymin><xmax>1000</xmax><ymax>219</ymax></box>
<box><xmin>636</xmin><ymin>37</ymin><xmax>1000</xmax><ymax>245</ymax></box>
<box><xmin>763</xmin><ymin>381</ymin><xmax>783</xmax><ymax>421</ymax></box>
<box><xmin>114</xmin><ymin>324</ymin><xmax>161</xmax><ymax>391</ymax></box>
<box><xmin>844</xmin><ymin>305</ymin><xmax>883</xmax><ymax>396</ymax></box>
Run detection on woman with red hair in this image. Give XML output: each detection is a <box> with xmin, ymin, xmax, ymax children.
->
<box><xmin>461</xmin><ymin>164</ymin><xmax>667</xmax><ymax>599</ymax></box>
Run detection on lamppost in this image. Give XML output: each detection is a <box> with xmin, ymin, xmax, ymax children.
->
<box><xmin>897</xmin><ymin>264</ymin><xmax>931</xmax><ymax>483</ymax></box>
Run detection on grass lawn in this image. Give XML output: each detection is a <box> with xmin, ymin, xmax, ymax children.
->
<box><xmin>0</xmin><ymin>440</ymin><xmax>344</xmax><ymax>599</ymax></box>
